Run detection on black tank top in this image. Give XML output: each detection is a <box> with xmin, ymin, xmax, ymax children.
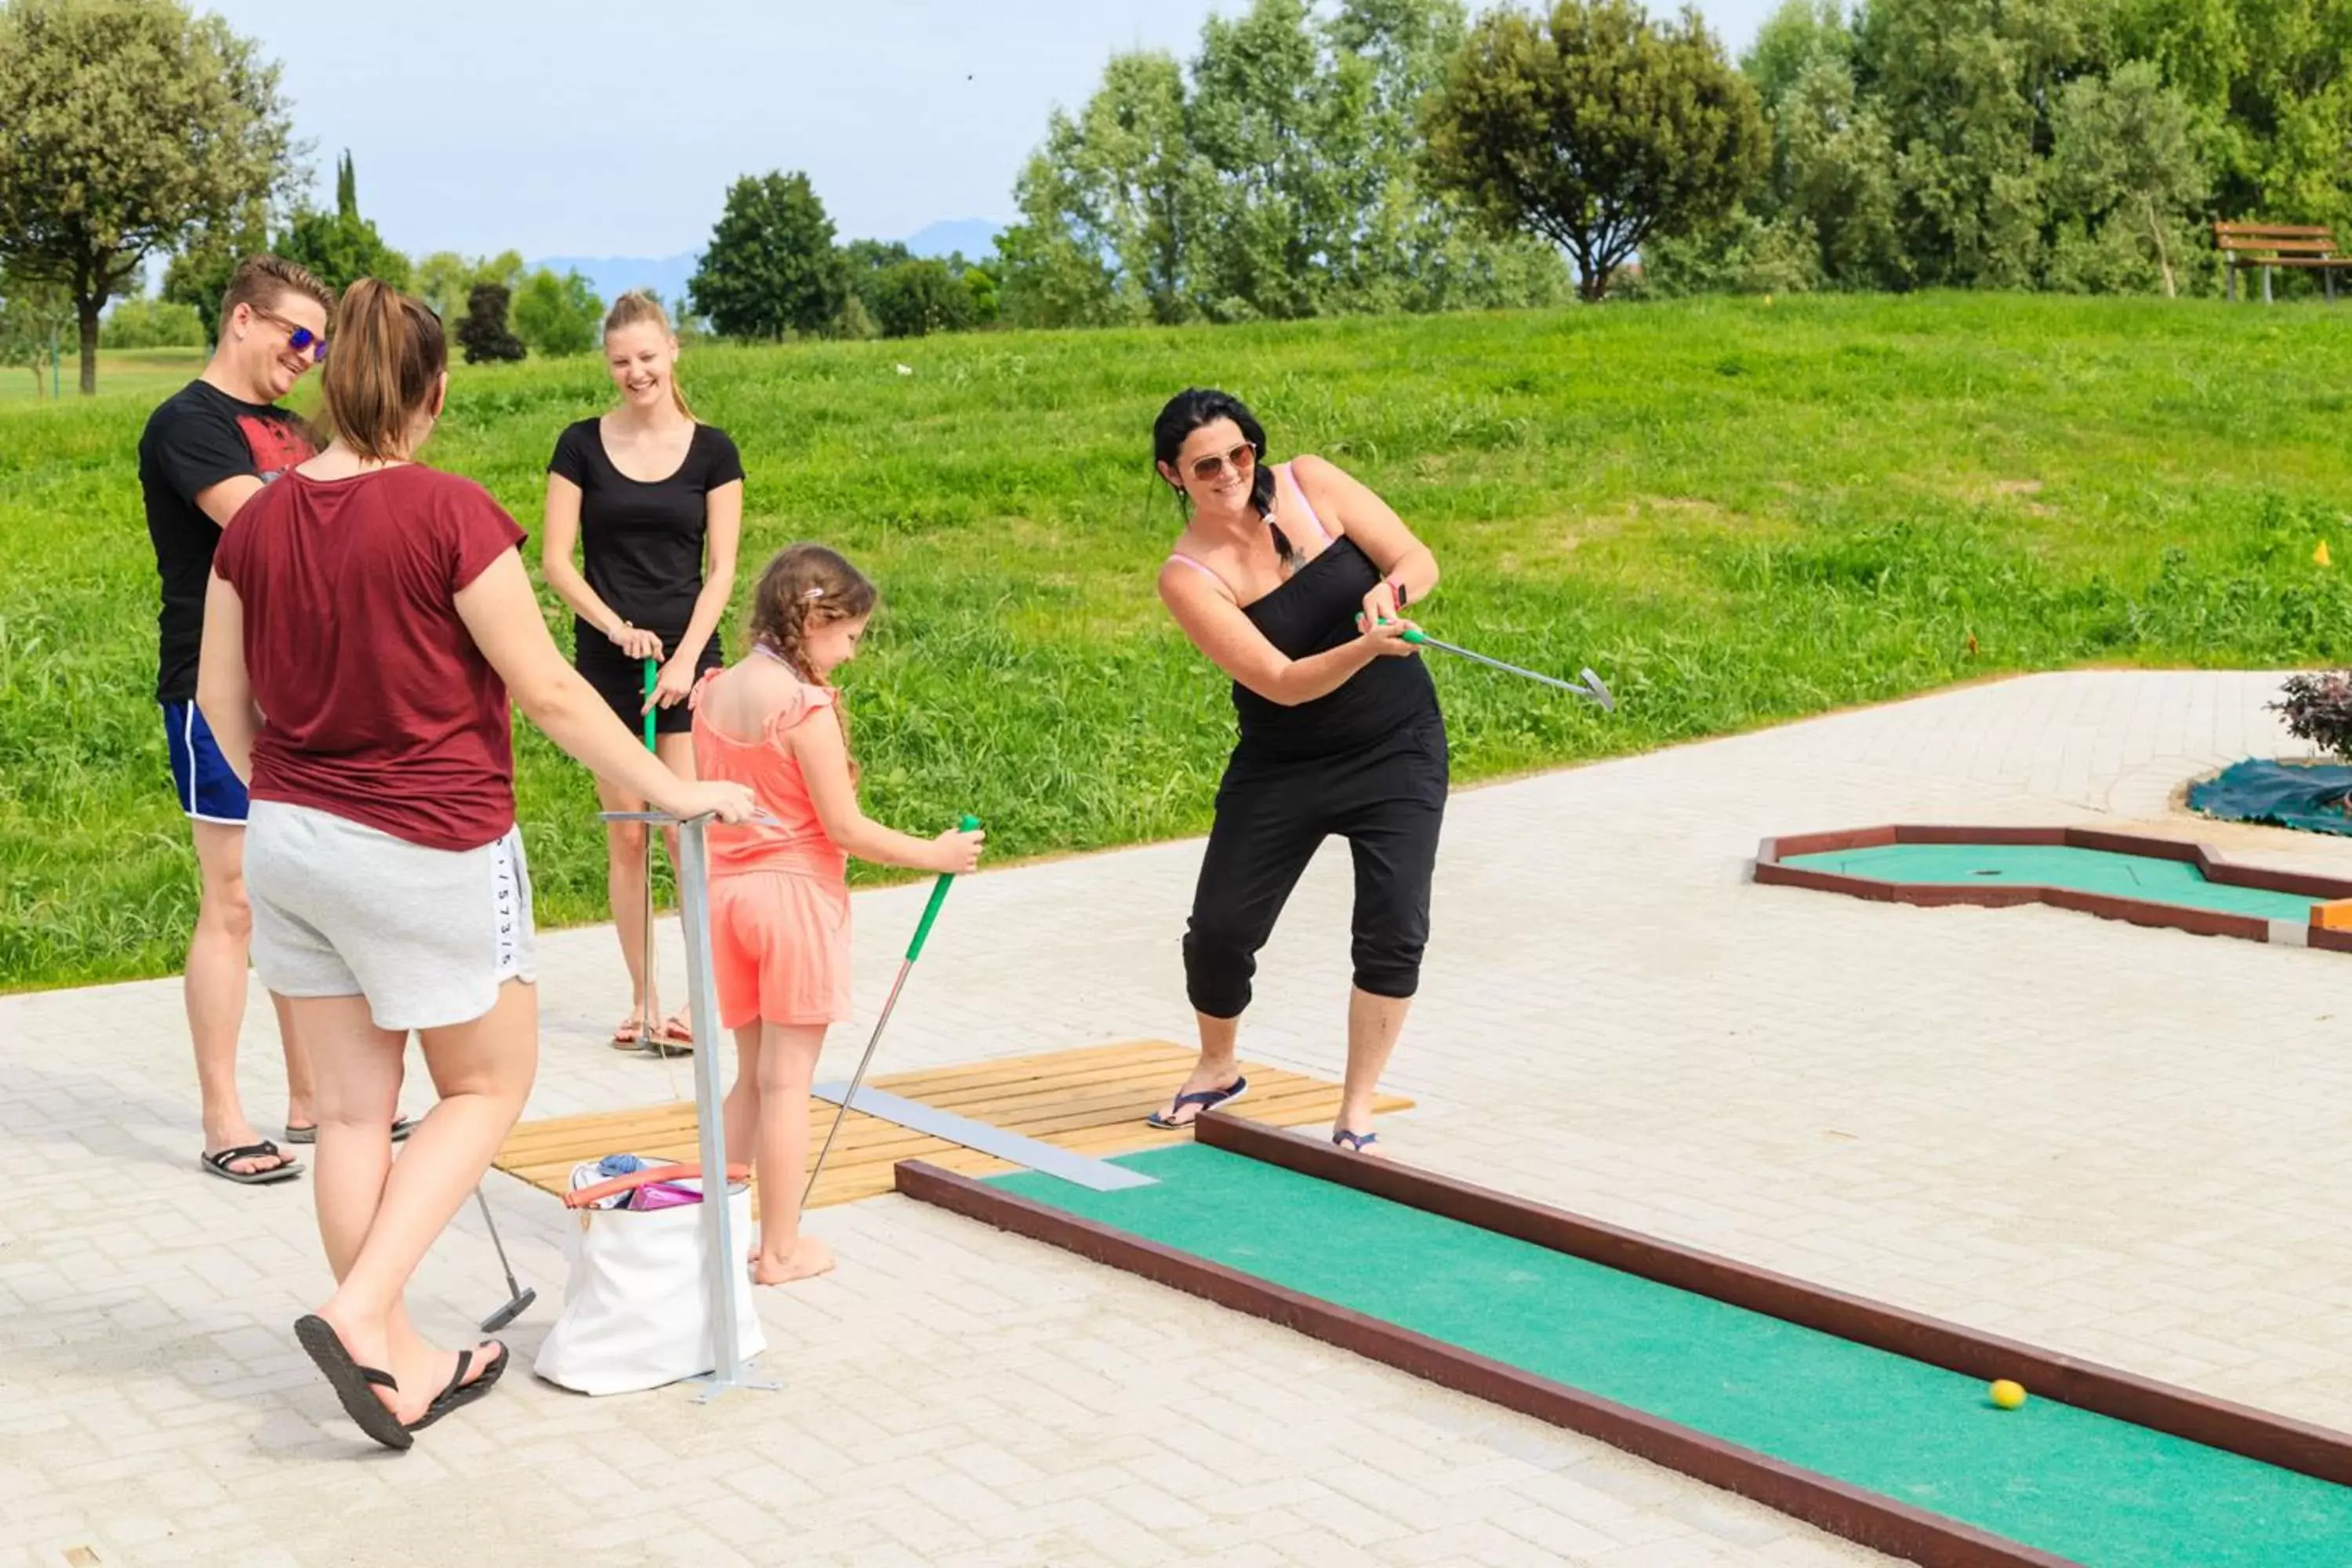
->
<box><xmin>1234</xmin><ymin>535</ymin><xmax>1439</xmax><ymax>760</ymax></box>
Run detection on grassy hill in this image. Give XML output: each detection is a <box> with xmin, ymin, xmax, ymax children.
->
<box><xmin>7</xmin><ymin>292</ymin><xmax>2351</xmax><ymax>989</ymax></box>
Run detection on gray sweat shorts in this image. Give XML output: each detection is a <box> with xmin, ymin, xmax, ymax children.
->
<box><xmin>245</xmin><ymin>800</ymin><xmax>538</xmax><ymax>1032</ymax></box>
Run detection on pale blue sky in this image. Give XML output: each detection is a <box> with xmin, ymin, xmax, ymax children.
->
<box><xmin>198</xmin><ymin>0</ymin><xmax>1780</xmax><ymax>260</ymax></box>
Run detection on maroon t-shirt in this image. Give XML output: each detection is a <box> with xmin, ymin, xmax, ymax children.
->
<box><xmin>212</xmin><ymin>465</ymin><xmax>528</xmax><ymax>851</ymax></box>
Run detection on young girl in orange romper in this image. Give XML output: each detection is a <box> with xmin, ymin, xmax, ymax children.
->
<box><xmin>694</xmin><ymin>544</ymin><xmax>985</xmax><ymax>1283</ymax></box>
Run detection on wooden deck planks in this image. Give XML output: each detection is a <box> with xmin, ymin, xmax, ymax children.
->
<box><xmin>492</xmin><ymin>1039</ymin><xmax>1413</xmax><ymax>1209</ymax></box>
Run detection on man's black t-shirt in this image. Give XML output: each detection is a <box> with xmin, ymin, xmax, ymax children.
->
<box><xmin>547</xmin><ymin>419</ymin><xmax>746</xmax><ymax>645</ymax></box>
<box><xmin>138</xmin><ymin>379</ymin><xmax>318</xmax><ymax>702</ymax></box>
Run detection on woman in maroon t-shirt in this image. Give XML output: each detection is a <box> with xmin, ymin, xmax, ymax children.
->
<box><xmin>198</xmin><ymin>281</ymin><xmax>753</xmax><ymax>1450</ymax></box>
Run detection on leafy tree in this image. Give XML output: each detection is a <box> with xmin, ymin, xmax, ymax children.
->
<box><xmin>1186</xmin><ymin>0</ymin><xmax>1350</xmax><ymax>320</ymax></box>
<box><xmin>1854</xmin><ymin>0</ymin><xmax>2099</xmax><ymax>289</ymax></box>
<box><xmin>161</xmin><ymin>196</ymin><xmax>270</xmax><ymax>343</ymax></box>
<box><xmin>959</xmin><ymin>256</ymin><xmax>1003</xmax><ymax>325</ymax></box>
<box><xmin>840</xmin><ymin>239</ymin><xmax>916</xmax><ymax>335</ymax></box>
<box><xmin>2045</xmin><ymin>62</ymin><xmax>2210</xmax><ymax>296</ymax></box>
<box><xmin>1327</xmin><ymin>0</ymin><xmax>1574</xmax><ymax>312</ymax></box>
<box><xmin>1424</xmin><ymin>0</ymin><xmax>1768</xmax><ymax>300</ymax></box>
<box><xmin>100</xmin><ymin>296</ymin><xmax>208</xmax><ymax>348</ymax></box>
<box><xmin>1653</xmin><ymin>2</ymin><xmax>1903</xmax><ymax>296</ymax></box>
<box><xmin>0</xmin><ymin>272</ymin><xmax>73</xmax><ymax>397</ymax></box>
<box><xmin>0</xmin><ymin>0</ymin><xmax>303</xmax><ymax>392</ymax></box>
<box><xmin>868</xmin><ymin>258</ymin><xmax>977</xmax><ymax>337</ymax></box>
<box><xmin>996</xmin><ymin>0</ymin><xmax>1566</xmax><ymax>326</ymax></box>
<box><xmin>456</xmin><ymin>282</ymin><xmax>525</xmax><ymax>365</ymax></box>
<box><xmin>276</xmin><ymin>150</ymin><xmax>411</xmax><ymax>294</ymax></box>
<box><xmin>2109</xmin><ymin>0</ymin><xmax>2352</xmax><ymax>238</ymax></box>
<box><xmin>510</xmin><ymin>267</ymin><xmax>603</xmax><ymax>357</ymax></box>
<box><xmin>688</xmin><ymin>171</ymin><xmax>847</xmax><ymax>339</ymax></box>
<box><xmin>1000</xmin><ymin>51</ymin><xmax>1196</xmax><ymax>327</ymax></box>
<box><xmin>415</xmin><ymin>249</ymin><xmax>523</xmax><ymax>327</ymax></box>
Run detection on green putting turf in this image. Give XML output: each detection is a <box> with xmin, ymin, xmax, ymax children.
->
<box><xmin>994</xmin><ymin>1144</ymin><xmax>2352</xmax><ymax>1566</ymax></box>
<box><xmin>1780</xmin><ymin>842</ymin><xmax>2322</xmax><ymax>923</ymax></box>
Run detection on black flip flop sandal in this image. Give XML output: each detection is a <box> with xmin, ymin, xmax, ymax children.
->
<box><xmin>404</xmin><ymin>1341</ymin><xmax>509</xmax><ymax>1433</ymax></box>
<box><xmin>1146</xmin><ymin>1076</ymin><xmax>1247</xmax><ymax>1130</ymax></box>
<box><xmin>200</xmin><ymin>1142</ymin><xmax>301</xmax><ymax>1185</ymax></box>
<box><xmin>294</xmin><ymin>1314</ymin><xmax>413</xmax><ymax>1451</ymax></box>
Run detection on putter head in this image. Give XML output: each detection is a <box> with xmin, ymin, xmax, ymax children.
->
<box><xmin>479</xmin><ymin>1287</ymin><xmax>536</xmax><ymax>1333</ymax></box>
<box><xmin>1581</xmin><ymin>669</ymin><xmax>1616</xmax><ymax>712</ymax></box>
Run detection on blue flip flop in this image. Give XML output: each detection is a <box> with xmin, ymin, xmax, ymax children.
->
<box><xmin>1331</xmin><ymin>1128</ymin><xmax>1380</xmax><ymax>1153</ymax></box>
<box><xmin>1147</xmin><ymin>1076</ymin><xmax>1247</xmax><ymax>1130</ymax></box>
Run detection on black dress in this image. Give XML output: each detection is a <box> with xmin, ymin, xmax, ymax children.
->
<box><xmin>548</xmin><ymin>419</ymin><xmax>745</xmax><ymax>735</ymax></box>
<box><xmin>1181</xmin><ymin>532</ymin><xmax>1449</xmax><ymax>1018</ymax></box>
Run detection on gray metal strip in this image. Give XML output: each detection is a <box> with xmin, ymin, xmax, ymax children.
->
<box><xmin>811</xmin><ymin>1082</ymin><xmax>1157</xmax><ymax>1191</ymax></box>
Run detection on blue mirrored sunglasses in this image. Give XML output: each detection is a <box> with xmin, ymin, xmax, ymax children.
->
<box><xmin>253</xmin><ymin>306</ymin><xmax>328</xmax><ymax>362</ymax></box>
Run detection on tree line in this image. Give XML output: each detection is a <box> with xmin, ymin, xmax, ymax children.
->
<box><xmin>7</xmin><ymin>0</ymin><xmax>2351</xmax><ymax>395</ymax></box>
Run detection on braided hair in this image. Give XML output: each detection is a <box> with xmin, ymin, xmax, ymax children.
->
<box><xmin>744</xmin><ymin>543</ymin><xmax>878</xmax><ymax>775</ymax></box>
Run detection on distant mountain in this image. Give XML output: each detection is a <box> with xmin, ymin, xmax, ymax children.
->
<box><xmin>528</xmin><ymin>252</ymin><xmax>700</xmax><ymax>313</ymax></box>
<box><xmin>901</xmin><ymin>219</ymin><xmax>1004</xmax><ymax>261</ymax></box>
<box><xmin>529</xmin><ymin>220</ymin><xmax>1005</xmax><ymax>314</ymax></box>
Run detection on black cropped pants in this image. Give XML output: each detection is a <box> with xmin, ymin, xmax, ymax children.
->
<box><xmin>1182</xmin><ymin>717</ymin><xmax>1447</xmax><ymax>1019</ymax></box>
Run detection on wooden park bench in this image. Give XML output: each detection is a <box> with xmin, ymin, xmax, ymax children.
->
<box><xmin>2215</xmin><ymin>221</ymin><xmax>2352</xmax><ymax>303</ymax></box>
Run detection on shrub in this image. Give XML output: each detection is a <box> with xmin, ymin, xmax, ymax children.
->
<box><xmin>2271</xmin><ymin>673</ymin><xmax>2352</xmax><ymax>763</ymax></box>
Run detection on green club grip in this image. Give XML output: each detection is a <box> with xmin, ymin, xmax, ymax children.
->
<box><xmin>906</xmin><ymin>814</ymin><xmax>982</xmax><ymax>961</ymax></box>
<box><xmin>1402</xmin><ymin>629</ymin><xmax>1428</xmax><ymax>644</ymax></box>
<box><xmin>641</xmin><ymin>656</ymin><xmax>658</xmax><ymax>753</ymax></box>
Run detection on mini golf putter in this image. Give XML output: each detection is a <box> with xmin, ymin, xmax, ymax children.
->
<box><xmin>803</xmin><ymin>814</ymin><xmax>983</xmax><ymax>1207</ymax></box>
<box><xmin>1385</xmin><ymin>621</ymin><xmax>1616</xmax><ymax>710</ymax></box>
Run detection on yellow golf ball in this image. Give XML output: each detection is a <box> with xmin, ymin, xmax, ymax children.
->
<box><xmin>1990</xmin><ymin>1379</ymin><xmax>2027</xmax><ymax>1410</ymax></box>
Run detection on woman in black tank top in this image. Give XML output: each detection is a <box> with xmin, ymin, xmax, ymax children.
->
<box><xmin>1149</xmin><ymin>388</ymin><xmax>1450</xmax><ymax>1156</ymax></box>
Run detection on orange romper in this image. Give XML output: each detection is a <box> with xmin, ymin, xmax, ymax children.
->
<box><xmin>690</xmin><ymin>668</ymin><xmax>854</xmax><ymax>1029</ymax></box>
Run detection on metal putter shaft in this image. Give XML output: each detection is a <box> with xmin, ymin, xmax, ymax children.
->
<box><xmin>1402</xmin><ymin>629</ymin><xmax>1614</xmax><ymax>710</ymax></box>
<box><xmin>641</xmin><ymin>658</ymin><xmax>688</xmax><ymax>1067</ymax></box>
<box><xmin>803</xmin><ymin>814</ymin><xmax>982</xmax><ymax>1208</ymax></box>
<box><xmin>473</xmin><ymin>1187</ymin><xmax>537</xmax><ymax>1332</ymax></box>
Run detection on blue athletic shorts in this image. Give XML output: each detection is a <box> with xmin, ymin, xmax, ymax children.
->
<box><xmin>163</xmin><ymin>700</ymin><xmax>250</xmax><ymax>823</ymax></box>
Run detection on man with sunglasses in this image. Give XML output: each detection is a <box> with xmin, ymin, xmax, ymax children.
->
<box><xmin>137</xmin><ymin>254</ymin><xmax>346</xmax><ymax>1185</ymax></box>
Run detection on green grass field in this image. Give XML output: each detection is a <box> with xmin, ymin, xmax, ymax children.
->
<box><xmin>6</xmin><ymin>292</ymin><xmax>2352</xmax><ymax>991</ymax></box>
<box><xmin>0</xmin><ymin>345</ymin><xmax>209</xmax><ymax>405</ymax></box>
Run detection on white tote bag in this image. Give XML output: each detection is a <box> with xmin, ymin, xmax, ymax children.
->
<box><xmin>533</xmin><ymin>1166</ymin><xmax>766</xmax><ymax>1396</ymax></box>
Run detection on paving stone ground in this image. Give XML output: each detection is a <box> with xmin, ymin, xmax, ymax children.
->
<box><xmin>7</xmin><ymin>670</ymin><xmax>2348</xmax><ymax>1567</ymax></box>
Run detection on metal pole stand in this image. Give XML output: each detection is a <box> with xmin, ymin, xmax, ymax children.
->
<box><xmin>602</xmin><ymin>809</ymin><xmax>777</xmax><ymax>1403</ymax></box>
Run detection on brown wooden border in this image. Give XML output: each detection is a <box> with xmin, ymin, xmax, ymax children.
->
<box><xmin>1753</xmin><ymin>825</ymin><xmax>2352</xmax><ymax>949</ymax></box>
<box><xmin>895</xmin><ymin>1156</ymin><xmax>2071</xmax><ymax>1568</ymax></box>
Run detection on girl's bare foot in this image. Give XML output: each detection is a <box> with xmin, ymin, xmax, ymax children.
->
<box><xmin>751</xmin><ymin>1234</ymin><xmax>834</xmax><ymax>1286</ymax></box>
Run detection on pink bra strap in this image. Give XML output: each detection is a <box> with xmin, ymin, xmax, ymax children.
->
<box><xmin>1279</xmin><ymin>463</ymin><xmax>1334</xmax><ymax>544</ymax></box>
<box><xmin>1164</xmin><ymin>552</ymin><xmax>1232</xmax><ymax>597</ymax></box>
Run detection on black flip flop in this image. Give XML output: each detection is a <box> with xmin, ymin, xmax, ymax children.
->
<box><xmin>1146</xmin><ymin>1076</ymin><xmax>1247</xmax><ymax>1130</ymax></box>
<box><xmin>200</xmin><ymin>1142</ymin><xmax>301</xmax><ymax>1185</ymax></box>
<box><xmin>294</xmin><ymin>1314</ymin><xmax>413</xmax><ymax>1451</ymax></box>
<box><xmin>283</xmin><ymin>1116</ymin><xmax>415</xmax><ymax>1146</ymax></box>
<box><xmin>403</xmin><ymin>1341</ymin><xmax>509</xmax><ymax>1433</ymax></box>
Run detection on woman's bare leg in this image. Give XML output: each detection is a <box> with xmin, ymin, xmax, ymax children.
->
<box><xmin>310</xmin><ymin>980</ymin><xmax>538</xmax><ymax>1418</ymax></box>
